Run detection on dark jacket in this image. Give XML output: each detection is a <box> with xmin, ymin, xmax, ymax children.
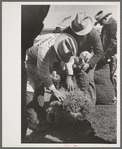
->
<box><xmin>101</xmin><ymin>17</ymin><xmax>117</xmax><ymax>61</ymax></box>
<box><xmin>22</xmin><ymin>5</ymin><xmax>50</xmax><ymax>60</ymax></box>
<box><xmin>62</xmin><ymin>27</ymin><xmax>103</xmax><ymax>69</ymax></box>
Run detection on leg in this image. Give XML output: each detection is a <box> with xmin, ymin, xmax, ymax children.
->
<box><xmin>26</xmin><ymin>91</ymin><xmax>38</xmax><ymax>121</ymax></box>
<box><xmin>35</xmin><ymin>80</ymin><xmax>46</xmax><ymax>120</ymax></box>
<box><xmin>27</xmin><ymin>75</ymin><xmax>48</xmax><ymax>130</ymax></box>
<box><xmin>26</xmin><ymin>80</ymin><xmax>47</xmax><ymax>130</ymax></box>
<box><xmin>110</xmin><ymin>55</ymin><xmax>117</xmax><ymax>101</ymax></box>
<box><xmin>112</xmin><ymin>68</ymin><xmax>117</xmax><ymax>98</ymax></box>
<box><xmin>26</xmin><ymin>71</ymin><xmax>42</xmax><ymax>130</ymax></box>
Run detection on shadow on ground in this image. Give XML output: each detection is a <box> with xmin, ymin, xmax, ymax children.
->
<box><xmin>24</xmin><ymin>104</ymin><xmax>117</xmax><ymax>144</ymax></box>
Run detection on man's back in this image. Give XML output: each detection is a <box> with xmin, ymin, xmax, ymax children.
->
<box><xmin>27</xmin><ymin>33</ymin><xmax>59</xmax><ymax>64</ymax></box>
<box><xmin>101</xmin><ymin>17</ymin><xmax>117</xmax><ymax>52</ymax></box>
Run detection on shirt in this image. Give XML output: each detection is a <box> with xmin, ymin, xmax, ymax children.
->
<box><xmin>27</xmin><ymin>33</ymin><xmax>74</xmax><ymax>89</ymax></box>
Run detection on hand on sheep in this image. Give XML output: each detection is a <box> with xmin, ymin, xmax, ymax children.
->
<box><xmin>66</xmin><ymin>75</ymin><xmax>74</xmax><ymax>91</ymax></box>
<box><xmin>82</xmin><ymin>63</ymin><xmax>90</xmax><ymax>71</ymax></box>
<box><xmin>52</xmin><ymin>89</ymin><xmax>66</xmax><ymax>102</ymax></box>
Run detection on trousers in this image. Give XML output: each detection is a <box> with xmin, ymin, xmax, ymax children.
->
<box><xmin>26</xmin><ymin>61</ymin><xmax>43</xmax><ymax>121</ymax></box>
<box><xmin>110</xmin><ymin>54</ymin><xmax>117</xmax><ymax>97</ymax></box>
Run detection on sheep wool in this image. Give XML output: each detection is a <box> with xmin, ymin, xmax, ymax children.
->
<box><xmin>47</xmin><ymin>68</ymin><xmax>95</xmax><ymax>126</ymax></box>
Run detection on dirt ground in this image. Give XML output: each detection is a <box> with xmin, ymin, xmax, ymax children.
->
<box><xmin>25</xmin><ymin>91</ymin><xmax>117</xmax><ymax>144</ymax></box>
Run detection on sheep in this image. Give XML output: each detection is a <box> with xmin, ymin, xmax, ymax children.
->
<box><xmin>46</xmin><ymin>51</ymin><xmax>96</xmax><ymax>129</ymax></box>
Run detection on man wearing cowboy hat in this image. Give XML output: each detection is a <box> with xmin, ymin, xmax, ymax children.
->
<box><xmin>94</xmin><ymin>10</ymin><xmax>117</xmax><ymax>58</ymax></box>
<box><xmin>26</xmin><ymin>33</ymin><xmax>78</xmax><ymax>130</ymax></box>
<box><xmin>94</xmin><ymin>10</ymin><xmax>117</xmax><ymax>101</ymax></box>
<box><xmin>62</xmin><ymin>12</ymin><xmax>103</xmax><ymax>102</ymax></box>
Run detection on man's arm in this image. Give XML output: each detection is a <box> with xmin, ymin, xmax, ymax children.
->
<box><xmin>37</xmin><ymin>47</ymin><xmax>55</xmax><ymax>89</ymax></box>
<box><xmin>88</xmin><ymin>28</ymin><xmax>104</xmax><ymax>68</ymax></box>
<box><xmin>104</xmin><ymin>23</ymin><xmax>117</xmax><ymax>61</ymax></box>
<box><xmin>65</xmin><ymin>56</ymin><xmax>75</xmax><ymax>91</ymax></box>
<box><xmin>65</xmin><ymin>56</ymin><xmax>74</xmax><ymax>75</ymax></box>
<box><xmin>37</xmin><ymin>46</ymin><xmax>66</xmax><ymax>101</ymax></box>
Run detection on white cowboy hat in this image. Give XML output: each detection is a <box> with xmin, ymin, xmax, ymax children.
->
<box><xmin>54</xmin><ymin>33</ymin><xmax>78</xmax><ymax>63</ymax></box>
<box><xmin>70</xmin><ymin>12</ymin><xmax>93</xmax><ymax>35</ymax></box>
<box><xmin>94</xmin><ymin>10</ymin><xmax>112</xmax><ymax>26</ymax></box>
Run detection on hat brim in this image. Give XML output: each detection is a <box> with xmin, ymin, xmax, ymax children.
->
<box><xmin>94</xmin><ymin>13</ymin><xmax>112</xmax><ymax>26</ymax></box>
<box><xmin>70</xmin><ymin>15</ymin><xmax>93</xmax><ymax>35</ymax></box>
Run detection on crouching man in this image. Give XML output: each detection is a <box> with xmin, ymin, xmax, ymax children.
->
<box><xmin>26</xmin><ymin>33</ymin><xmax>78</xmax><ymax>130</ymax></box>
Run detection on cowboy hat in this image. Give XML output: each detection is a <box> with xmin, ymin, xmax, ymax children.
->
<box><xmin>70</xmin><ymin>12</ymin><xmax>93</xmax><ymax>35</ymax></box>
<box><xmin>94</xmin><ymin>10</ymin><xmax>112</xmax><ymax>26</ymax></box>
<box><xmin>54</xmin><ymin>33</ymin><xmax>78</xmax><ymax>63</ymax></box>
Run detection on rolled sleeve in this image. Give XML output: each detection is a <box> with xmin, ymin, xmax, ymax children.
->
<box><xmin>65</xmin><ymin>56</ymin><xmax>74</xmax><ymax>75</ymax></box>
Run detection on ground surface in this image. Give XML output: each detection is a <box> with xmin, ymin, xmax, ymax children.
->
<box><xmin>25</xmin><ymin>91</ymin><xmax>117</xmax><ymax>144</ymax></box>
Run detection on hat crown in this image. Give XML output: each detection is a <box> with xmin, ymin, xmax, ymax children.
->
<box><xmin>70</xmin><ymin>12</ymin><xmax>93</xmax><ymax>35</ymax></box>
<box><xmin>74</xmin><ymin>12</ymin><xmax>90</xmax><ymax>30</ymax></box>
<box><xmin>95</xmin><ymin>11</ymin><xmax>105</xmax><ymax>22</ymax></box>
<box><xmin>54</xmin><ymin>33</ymin><xmax>78</xmax><ymax>63</ymax></box>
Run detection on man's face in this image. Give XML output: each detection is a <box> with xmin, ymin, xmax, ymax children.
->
<box><xmin>99</xmin><ymin>18</ymin><xmax>107</xmax><ymax>26</ymax></box>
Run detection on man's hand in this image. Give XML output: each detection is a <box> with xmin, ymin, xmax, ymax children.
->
<box><xmin>37</xmin><ymin>95</ymin><xmax>44</xmax><ymax>107</ymax></box>
<box><xmin>66</xmin><ymin>75</ymin><xmax>74</xmax><ymax>91</ymax></box>
<box><xmin>52</xmin><ymin>89</ymin><xmax>66</xmax><ymax>102</ymax></box>
<box><xmin>82</xmin><ymin>63</ymin><xmax>90</xmax><ymax>71</ymax></box>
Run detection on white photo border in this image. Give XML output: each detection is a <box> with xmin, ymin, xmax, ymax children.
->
<box><xmin>2</xmin><ymin>1</ymin><xmax>120</xmax><ymax>148</ymax></box>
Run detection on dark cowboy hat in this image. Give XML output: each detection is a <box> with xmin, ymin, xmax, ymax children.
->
<box><xmin>94</xmin><ymin>10</ymin><xmax>112</xmax><ymax>26</ymax></box>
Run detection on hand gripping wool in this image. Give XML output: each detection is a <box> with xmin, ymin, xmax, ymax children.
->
<box><xmin>47</xmin><ymin>68</ymin><xmax>95</xmax><ymax>128</ymax></box>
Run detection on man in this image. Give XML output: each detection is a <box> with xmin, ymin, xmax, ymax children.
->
<box><xmin>62</xmin><ymin>12</ymin><xmax>104</xmax><ymax>102</ymax></box>
<box><xmin>94</xmin><ymin>10</ymin><xmax>117</xmax><ymax>100</ymax></box>
<box><xmin>26</xmin><ymin>33</ymin><xmax>78</xmax><ymax>130</ymax></box>
<box><xmin>21</xmin><ymin>5</ymin><xmax>50</xmax><ymax>142</ymax></box>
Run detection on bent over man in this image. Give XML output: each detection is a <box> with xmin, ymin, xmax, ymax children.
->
<box><xmin>62</xmin><ymin>12</ymin><xmax>104</xmax><ymax>103</ymax></box>
<box><xmin>26</xmin><ymin>33</ymin><xmax>78</xmax><ymax>130</ymax></box>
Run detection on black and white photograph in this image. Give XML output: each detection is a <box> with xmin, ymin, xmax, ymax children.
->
<box><xmin>2</xmin><ymin>1</ymin><xmax>120</xmax><ymax>147</ymax></box>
